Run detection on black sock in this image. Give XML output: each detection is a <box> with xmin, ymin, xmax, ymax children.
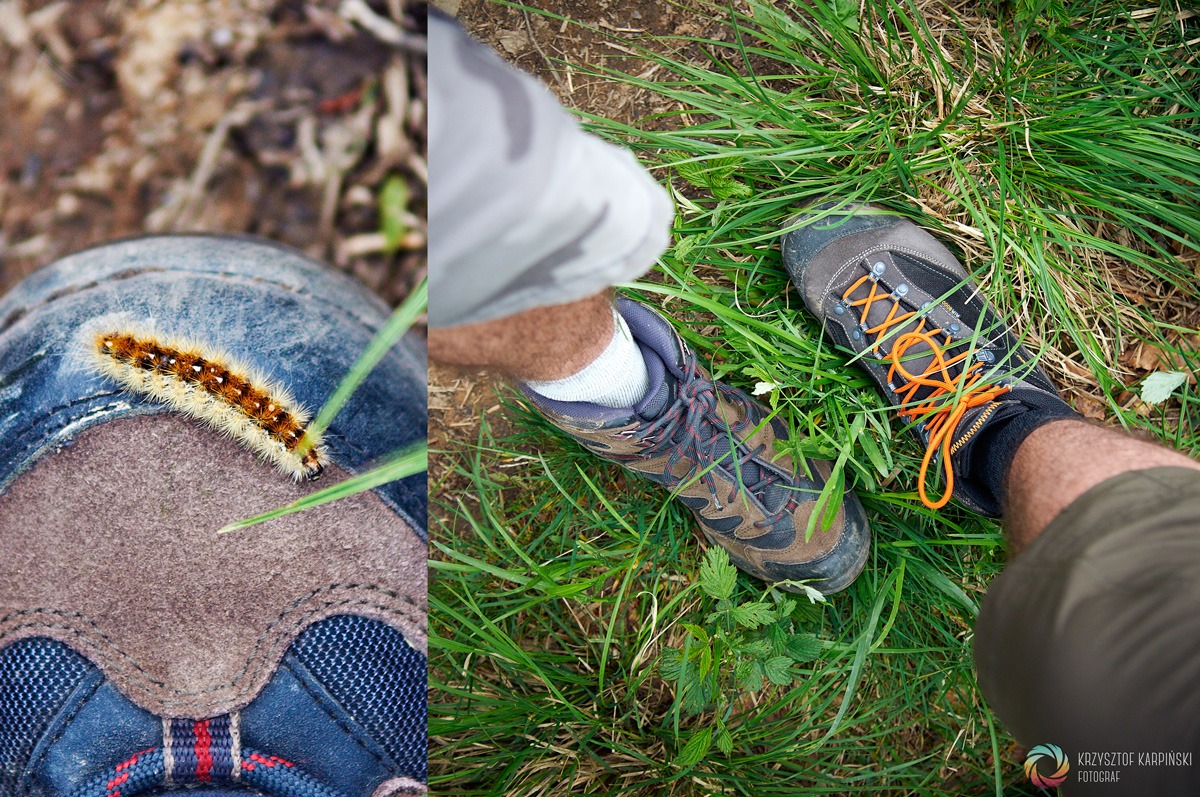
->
<box><xmin>952</xmin><ymin>388</ymin><xmax>1080</xmax><ymax>516</ymax></box>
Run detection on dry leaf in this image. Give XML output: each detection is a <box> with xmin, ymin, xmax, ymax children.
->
<box><xmin>1073</xmin><ymin>394</ymin><xmax>1107</xmax><ymax>421</ymax></box>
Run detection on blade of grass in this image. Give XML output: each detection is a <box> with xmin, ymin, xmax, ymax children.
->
<box><xmin>219</xmin><ymin>441</ymin><xmax>427</xmax><ymax>532</ymax></box>
<box><xmin>297</xmin><ymin>277</ymin><xmax>428</xmax><ymax>457</ymax></box>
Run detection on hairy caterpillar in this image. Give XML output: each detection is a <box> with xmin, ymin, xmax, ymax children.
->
<box><xmin>92</xmin><ymin>329</ymin><xmax>325</xmax><ymax>480</ymax></box>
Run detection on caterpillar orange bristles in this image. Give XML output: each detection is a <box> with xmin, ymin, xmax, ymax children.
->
<box><xmin>91</xmin><ymin>329</ymin><xmax>326</xmax><ymax>481</ymax></box>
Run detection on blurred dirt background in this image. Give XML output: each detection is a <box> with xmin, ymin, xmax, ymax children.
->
<box><xmin>0</xmin><ymin>0</ymin><xmax>427</xmax><ymax>305</ymax></box>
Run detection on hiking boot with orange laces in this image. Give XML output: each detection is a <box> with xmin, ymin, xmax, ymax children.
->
<box><xmin>521</xmin><ymin>297</ymin><xmax>871</xmax><ymax>594</ymax></box>
<box><xmin>781</xmin><ymin>202</ymin><xmax>1077</xmax><ymax>516</ymax></box>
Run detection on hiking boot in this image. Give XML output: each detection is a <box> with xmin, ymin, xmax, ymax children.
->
<box><xmin>0</xmin><ymin>235</ymin><xmax>426</xmax><ymax>797</ymax></box>
<box><xmin>781</xmin><ymin>201</ymin><xmax>1074</xmax><ymax>516</ymax></box>
<box><xmin>521</xmin><ymin>297</ymin><xmax>870</xmax><ymax>594</ymax></box>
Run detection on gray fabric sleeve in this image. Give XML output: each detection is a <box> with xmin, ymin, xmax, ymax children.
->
<box><xmin>427</xmin><ymin>12</ymin><xmax>674</xmax><ymax>327</ymax></box>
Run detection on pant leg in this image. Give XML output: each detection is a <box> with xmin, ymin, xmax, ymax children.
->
<box><xmin>427</xmin><ymin>11</ymin><xmax>674</xmax><ymax>328</ymax></box>
<box><xmin>975</xmin><ymin>467</ymin><xmax>1200</xmax><ymax>795</ymax></box>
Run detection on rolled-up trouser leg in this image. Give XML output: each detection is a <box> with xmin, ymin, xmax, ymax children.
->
<box><xmin>976</xmin><ymin>467</ymin><xmax>1200</xmax><ymax>794</ymax></box>
<box><xmin>427</xmin><ymin>11</ymin><xmax>674</xmax><ymax>328</ymax></box>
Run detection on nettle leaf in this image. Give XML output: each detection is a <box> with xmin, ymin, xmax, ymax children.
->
<box><xmin>699</xmin><ymin>547</ymin><xmax>737</xmax><ymax>600</ymax></box>
<box><xmin>674</xmin><ymin>728</ymin><xmax>712</xmax><ymax>769</ymax></box>
<box><xmin>1141</xmin><ymin>371</ymin><xmax>1188</xmax><ymax>405</ymax></box>
<box><xmin>697</xmin><ymin>644</ymin><xmax>714</xmax><ymax>680</ymax></box>
<box><xmin>682</xmin><ymin>623</ymin><xmax>710</xmax><ymax>645</ymax></box>
<box><xmin>742</xmin><ymin>363</ymin><xmax>774</xmax><ymax>383</ymax></box>
<box><xmin>763</xmin><ymin>655</ymin><xmax>795</xmax><ymax>686</ymax></box>
<box><xmin>734</xmin><ymin>659</ymin><xmax>755</xmax><ymax>685</ymax></box>
<box><xmin>711</xmin><ymin>177</ymin><xmax>752</xmax><ymax>200</ymax></box>
<box><xmin>682</xmin><ymin>672</ymin><xmax>718</xmax><ymax>715</ymax></box>
<box><xmin>673</xmin><ymin>234</ymin><xmax>698</xmax><ymax>262</ymax></box>
<box><xmin>741</xmin><ymin>638</ymin><xmax>772</xmax><ymax>659</ymax></box>
<box><xmin>715</xmin><ymin>728</ymin><xmax>734</xmax><ymax>756</ymax></box>
<box><xmin>667</xmin><ymin>154</ymin><xmax>708</xmax><ymax>187</ymax></box>
<box><xmin>831</xmin><ymin>0</ymin><xmax>860</xmax><ymax>31</ymax></box>
<box><xmin>767</xmin><ymin>622</ymin><xmax>788</xmax><ymax>655</ymax></box>
<box><xmin>708</xmin><ymin>155</ymin><xmax>741</xmax><ymax>174</ymax></box>
<box><xmin>732</xmin><ymin>601</ymin><xmax>776</xmax><ymax>629</ymax></box>
<box><xmin>786</xmin><ymin>633</ymin><xmax>823</xmax><ymax>663</ymax></box>
<box><xmin>737</xmin><ymin>659</ymin><xmax>764</xmax><ymax>692</ymax></box>
<box><xmin>660</xmin><ymin>648</ymin><xmax>684</xmax><ymax>681</ymax></box>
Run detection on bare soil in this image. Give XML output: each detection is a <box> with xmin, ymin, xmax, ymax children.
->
<box><xmin>0</xmin><ymin>0</ymin><xmax>427</xmax><ymax>304</ymax></box>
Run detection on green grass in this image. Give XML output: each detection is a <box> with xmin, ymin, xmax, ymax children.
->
<box><xmin>221</xmin><ymin>278</ymin><xmax>428</xmax><ymax>531</ymax></box>
<box><xmin>430</xmin><ymin>1</ymin><xmax>1199</xmax><ymax>794</ymax></box>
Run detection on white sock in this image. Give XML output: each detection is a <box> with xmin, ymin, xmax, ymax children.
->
<box><xmin>525</xmin><ymin>306</ymin><xmax>651</xmax><ymax>408</ymax></box>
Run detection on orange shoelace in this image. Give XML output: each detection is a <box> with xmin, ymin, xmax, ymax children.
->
<box><xmin>841</xmin><ymin>271</ymin><xmax>1010</xmax><ymax>509</ymax></box>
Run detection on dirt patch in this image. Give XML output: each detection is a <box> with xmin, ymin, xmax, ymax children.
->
<box><xmin>454</xmin><ymin>0</ymin><xmax>724</xmax><ymax>120</ymax></box>
<box><xmin>0</xmin><ymin>0</ymin><xmax>427</xmax><ymax>304</ymax></box>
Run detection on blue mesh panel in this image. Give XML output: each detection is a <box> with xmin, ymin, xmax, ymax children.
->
<box><xmin>290</xmin><ymin>615</ymin><xmax>426</xmax><ymax>781</ymax></box>
<box><xmin>0</xmin><ymin>638</ymin><xmax>95</xmax><ymax>791</ymax></box>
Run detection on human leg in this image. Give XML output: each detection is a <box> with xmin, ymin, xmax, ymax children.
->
<box><xmin>1004</xmin><ymin>418</ymin><xmax>1200</xmax><ymax>552</ymax></box>
<box><xmin>429</xmin><ymin>290</ymin><xmax>615</xmax><ymax>380</ymax></box>
<box><xmin>781</xmin><ymin>201</ymin><xmax>1200</xmax><ymax>791</ymax></box>
<box><xmin>977</xmin><ymin>454</ymin><xmax>1200</xmax><ymax>793</ymax></box>
<box><xmin>428</xmin><ymin>18</ymin><xmax>872</xmax><ymax>593</ymax></box>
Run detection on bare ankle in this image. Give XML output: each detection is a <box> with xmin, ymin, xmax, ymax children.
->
<box><xmin>1004</xmin><ymin>419</ymin><xmax>1200</xmax><ymax>553</ymax></box>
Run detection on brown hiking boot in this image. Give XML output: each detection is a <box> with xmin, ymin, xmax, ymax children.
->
<box><xmin>520</xmin><ymin>297</ymin><xmax>870</xmax><ymax>594</ymax></box>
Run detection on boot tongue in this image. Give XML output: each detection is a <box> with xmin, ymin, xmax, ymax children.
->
<box><xmin>634</xmin><ymin>342</ymin><xmax>674</xmax><ymax>420</ymax></box>
<box><xmin>632</xmin><ymin>347</ymin><xmax>789</xmax><ymax>515</ymax></box>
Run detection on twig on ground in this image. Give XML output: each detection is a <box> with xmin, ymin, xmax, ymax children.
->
<box><xmin>339</xmin><ymin>0</ymin><xmax>427</xmax><ymax>54</ymax></box>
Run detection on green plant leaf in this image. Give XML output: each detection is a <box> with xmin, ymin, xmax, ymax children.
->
<box><xmin>1141</xmin><ymin>371</ymin><xmax>1188</xmax><ymax>404</ymax></box>
<box><xmin>715</xmin><ymin>728</ymin><xmax>733</xmax><ymax>756</ymax></box>
<box><xmin>674</xmin><ymin>728</ymin><xmax>712</xmax><ymax>770</ymax></box>
<box><xmin>219</xmin><ymin>442</ymin><xmax>427</xmax><ymax>532</ymax></box>
<box><xmin>827</xmin><ymin>0</ymin><xmax>859</xmax><ymax>31</ymax></box>
<box><xmin>731</xmin><ymin>601</ymin><xmax>775</xmax><ymax>629</ymax></box>
<box><xmin>736</xmin><ymin>659</ymin><xmax>763</xmax><ymax>693</ymax></box>
<box><xmin>682</xmin><ymin>623</ymin><xmax>710</xmax><ymax>645</ymax></box>
<box><xmin>667</xmin><ymin>153</ymin><xmax>708</xmax><ymax>187</ymax></box>
<box><xmin>767</xmin><ymin>621</ymin><xmax>788</xmax><ymax>655</ymax></box>
<box><xmin>681</xmin><ymin>672</ymin><xmax>717</xmax><ymax>715</ymax></box>
<box><xmin>660</xmin><ymin>649</ymin><xmax>684</xmax><ymax>681</ymax></box>
<box><xmin>698</xmin><ymin>546</ymin><xmax>737</xmax><ymax>600</ymax></box>
<box><xmin>741</xmin><ymin>638</ymin><xmax>772</xmax><ymax>659</ymax></box>
<box><xmin>298</xmin><ymin>278</ymin><xmax>428</xmax><ymax>459</ymax></box>
<box><xmin>379</xmin><ymin>174</ymin><xmax>410</xmax><ymax>251</ymax></box>
<box><xmin>673</xmin><ymin>234</ymin><xmax>698</xmax><ymax>261</ymax></box>
<box><xmin>858</xmin><ymin>431</ymin><xmax>890</xmax><ymax>477</ymax></box>
<box><xmin>786</xmin><ymin>633</ymin><xmax>823</xmax><ymax>663</ymax></box>
<box><xmin>763</xmin><ymin>655</ymin><xmax>794</xmax><ymax>686</ymax></box>
<box><xmin>711</xmin><ymin>176</ymin><xmax>752</xmax><ymax>200</ymax></box>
